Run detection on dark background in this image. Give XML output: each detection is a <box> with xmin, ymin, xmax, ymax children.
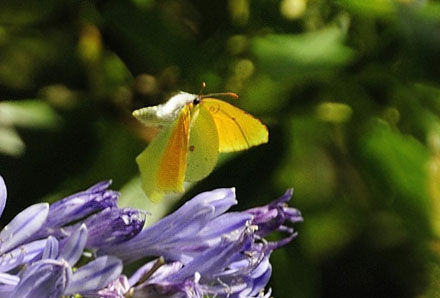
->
<box><xmin>1</xmin><ymin>0</ymin><xmax>440</xmax><ymax>297</ymax></box>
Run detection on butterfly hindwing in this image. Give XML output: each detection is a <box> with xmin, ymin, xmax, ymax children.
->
<box><xmin>201</xmin><ymin>98</ymin><xmax>269</xmax><ymax>152</ymax></box>
<box><xmin>136</xmin><ymin>105</ymin><xmax>191</xmax><ymax>201</ymax></box>
<box><xmin>136</xmin><ymin>123</ymin><xmax>173</xmax><ymax>201</ymax></box>
<box><xmin>185</xmin><ymin>105</ymin><xmax>219</xmax><ymax>182</ymax></box>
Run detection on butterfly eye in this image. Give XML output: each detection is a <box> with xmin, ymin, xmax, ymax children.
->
<box><xmin>193</xmin><ymin>97</ymin><xmax>200</xmax><ymax>105</ymax></box>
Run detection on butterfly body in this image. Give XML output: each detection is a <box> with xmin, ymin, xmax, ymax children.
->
<box><xmin>133</xmin><ymin>92</ymin><xmax>196</xmax><ymax>126</ymax></box>
<box><xmin>133</xmin><ymin>90</ymin><xmax>268</xmax><ymax>201</ymax></box>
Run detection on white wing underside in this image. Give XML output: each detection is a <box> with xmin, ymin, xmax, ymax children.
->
<box><xmin>133</xmin><ymin>92</ymin><xmax>196</xmax><ymax>127</ymax></box>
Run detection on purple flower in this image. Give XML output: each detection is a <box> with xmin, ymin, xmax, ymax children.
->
<box><xmin>48</xmin><ymin>180</ymin><xmax>119</xmax><ymax>226</ymax></box>
<box><xmin>0</xmin><ymin>176</ymin><xmax>49</xmax><ymax>284</ymax></box>
<box><xmin>119</xmin><ymin>229</ymin><xmax>274</xmax><ymax>298</ymax></box>
<box><xmin>7</xmin><ymin>225</ymin><xmax>123</xmax><ymax>298</ymax></box>
<box><xmin>61</xmin><ymin>207</ymin><xmax>146</xmax><ymax>248</ymax></box>
<box><xmin>246</xmin><ymin>188</ymin><xmax>303</xmax><ymax>249</ymax></box>
<box><xmin>0</xmin><ymin>174</ymin><xmax>302</xmax><ymax>297</ymax></box>
<box><xmin>10</xmin><ymin>258</ymin><xmax>71</xmax><ymax>298</ymax></box>
<box><xmin>22</xmin><ymin>180</ymin><xmax>146</xmax><ymax>250</ymax></box>
<box><xmin>0</xmin><ymin>176</ymin><xmax>6</xmax><ymax>217</ymax></box>
<box><xmin>97</xmin><ymin>188</ymin><xmax>302</xmax><ymax>298</ymax></box>
<box><xmin>99</xmin><ymin>188</ymin><xmax>253</xmax><ymax>263</ymax></box>
<box><xmin>0</xmin><ymin>176</ymin><xmax>130</xmax><ymax>297</ymax></box>
<box><xmin>32</xmin><ymin>181</ymin><xmax>119</xmax><ymax>241</ymax></box>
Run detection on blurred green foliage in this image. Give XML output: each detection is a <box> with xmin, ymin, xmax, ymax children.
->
<box><xmin>1</xmin><ymin>0</ymin><xmax>440</xmax><ymax>297</ymax></box>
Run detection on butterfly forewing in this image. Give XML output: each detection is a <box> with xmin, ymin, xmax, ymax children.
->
<box><xmin>201</xmin><ymin>98</ymin><xmax>269</xmax><ymax>152</ymax></box>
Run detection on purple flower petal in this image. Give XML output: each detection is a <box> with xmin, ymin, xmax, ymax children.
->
<box><xmin>86</xmin><ymin>180</ymin><xmax>113</xmax><ymax>192</ymax></box>
<box><xmin>245</xmin><ymin>189</ymin><xmax>303</xmax><ymax>246</ymax></box>
<box><xmin>0</xmin><ymin>273</ymin><xmax>19</xmax><ymax>286</ymax></box>
<box><xmin>64</xmin><ymin>207</ymin><xmax>145</xmax><ymax>248</ymax></box>
<box><xmin>0</xmin><ymin>175</ymin><xmax>7</xmax><ymax>219</ymax></box>
<box><xmin>0</xmin><ymin>286</ymin><xmax>14</xmax><ymax>297</ymax></box>
<box><xmin>58</xmin><ymin>225</ymin><xmax>87</xmax><ymax>267</ymax></box>
<box><xmin>0</xmin><ymin>203</ymin><xmax>49</xmax><ymax>253</ymax></box>
<box><xmin>214</xmin><ymin>253</ymin><xmax>273</xmax><ymax>297</ymax></box>
<box><xmin>0</xmin><ymin>273</ymin><xmax>19</xmax><ymax>297</ymax></box>
<box><xmin>169</xmin><ymin>231</ymin><xmax>252</xmax><ymax>282</ymax></box>
<box><xmin>187</xmin><ymin>188</ymin><xmax>237</xmax><ymax>218</ymax></box>
<box><xmin>196</xmin><ymin>212</ymin><xmax>253</xmax><ymax>242</ymax></box>
<box><xmin>94</xmin><ymin>275</ymin><xmax>130</xmax><ymax>298</ymax></box>
<box><xmin>42</xmin><ymin>237</ymin><xmax>59</xmax><ymax>260</ymax></box>
<box><xmin>144</xmin><ymin>188</ymin><xmax>237</xmax><ymax>244</ymax></box>
<box><xmin>43</xmin><ymin>181</ymin><xmax>118</xmax><ymax>230</ymax></box>
<box><xmin>65</xmin><ymin>255</ymin><xmax>122</xmax><ymax>295</ymax></box>
<box><xmin>8</xmin><ymin>259</ymin><xmax>71</xmax><ymax>298</ymax></box>
<box><xmin>0</xmin><ymin>239</ymin><xmax>47</xmax><ymax>272</ymax></box>
<box><xmin>244</xmin><ymin>258</ymin><xmax>273</xmax><ymax>297</ymax></box>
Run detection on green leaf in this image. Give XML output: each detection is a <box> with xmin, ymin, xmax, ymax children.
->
<box><xmin>0</xmin><ymin>100</ymin><xmax>61</xmax><ymax>129</ymax></box>
<box><xmin>359</xmin><ymin>121</ymin><xmax>430</xmax><ymax>236</ymax></box>
<box><xmin>337</xmin><ymin>0</ymin><xmax>396</xmax><ymax>17</ymax></box>
<box><xmin>251</xmin><ymin>27</ymin><xmax>355</xmax><ymax>79</ymax></box>
<box><xmin>0</xmin><ymin>126</ymin><xmax>25</xmax><ymax>156</ymax></box>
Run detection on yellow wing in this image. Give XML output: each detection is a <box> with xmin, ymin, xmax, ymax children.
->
<box><xmin>201</xmin><ymin>98</ymin><xmax>268</xmax><ymax>152</ymax></box>
<box><xmin>185</xmin><ymin>105</ymin><xmax>219</xmax><ymax>182</ymax></box>
<box><xmin>136</xmin><ymin>105</ymin><xmax>190</xmax><ymax>201</ymax></box>
<box><xmin>156</xmin><ymin>105</ymin><xmax>190</xmax><ymax>191</ymax></box>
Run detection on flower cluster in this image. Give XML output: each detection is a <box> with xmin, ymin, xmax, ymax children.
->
<box><xmin>0</xmin><ymin>176</ymin><xmax>141</xmax><ymax>297</ymax></box>
<box><xmin>0</xmin><ymin>175</ymin><xmax>302</xmax><ymax>298</ymax></box>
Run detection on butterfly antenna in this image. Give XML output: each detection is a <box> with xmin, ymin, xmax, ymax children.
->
<box><xmin>199</xmin><ymin>82</ymin><xmax>207</xmax><ymax>96</ymax></box>
<box><xmin>198</xmin><ymin>82</ymin><xmax>238</xmax><ymax>99</ymax></box>
<box><xmin>201</xmin><ymin>92</ymin><xmax>239</xmax><ymax>100</ymax></box>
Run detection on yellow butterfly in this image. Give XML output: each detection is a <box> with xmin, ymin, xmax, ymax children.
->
<box><xmin>133</xmin><ymin>87</ymin><xmax>269</xmax><ymax>201</ymax></box>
